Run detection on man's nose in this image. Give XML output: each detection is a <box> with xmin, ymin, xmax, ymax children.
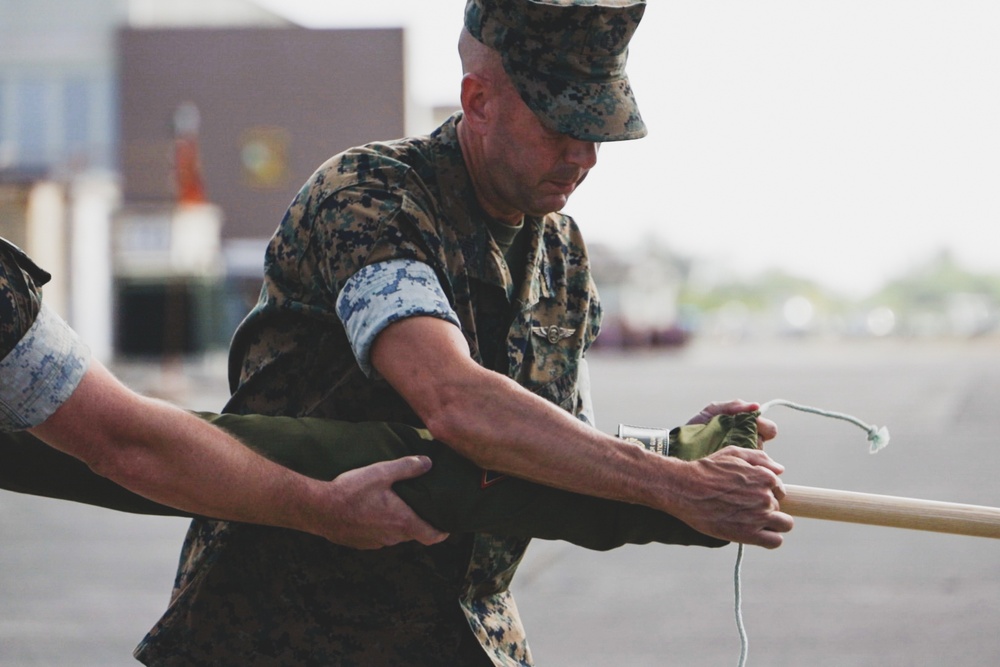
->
<box><xmin>565</xmin><ymin>140</ymin><xmax>599</xmax><ymax>170</ymax></box>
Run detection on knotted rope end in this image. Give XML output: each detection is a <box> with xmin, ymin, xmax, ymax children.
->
<box><xmin>868</xmin><ymin>426</ymin><xmax>890</xmax><ymax>454</ymax></box>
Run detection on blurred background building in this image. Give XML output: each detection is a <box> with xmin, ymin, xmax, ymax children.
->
<box><xmin>1</xmin><ymin>0</ymin><xmax>997</xmax><ymax>364</ymax></box>
<box><xmin>0</xmin><ymin>0</ymin><xmax>413</xmax><ymax>360</ymax></box>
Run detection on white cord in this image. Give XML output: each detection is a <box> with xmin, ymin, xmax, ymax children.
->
<box><xmin>734</xmin><ymin>543</ymin><xmax>748</xmax><ymax>667</ymax></box>
<box><xmin>732</xmin><ymin>400</ymin><xmax>890</xmax><ymax>665</ymax></box>
<box><xmin>759</xmin><ymin>399</ymin><xmax>890</xmax><ymax>453</ymax></box>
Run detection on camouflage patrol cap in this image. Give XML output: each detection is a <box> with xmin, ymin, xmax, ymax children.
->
<box><xmin>464</xmin><ymin>0</ymin><xmax>647</xmax><ymax>142</ymax></box>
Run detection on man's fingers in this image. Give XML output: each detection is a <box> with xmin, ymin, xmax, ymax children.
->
<box><xmin>771</xmin><ymin>510</ymin><xmax>794</xmax><ymax>533</ymax></box>
<box><xmin>756</xmin><ymin>416</ymin><xmax>778</xmax><ymax>443</ymax></box>
<box><xmin>747</xmin><ymin>529</ymin><xmax>785</xmax><ymax>549</ymax></box>
<box><xmin>712</xmin><ymin>399</ymin><xmax>759</xmax><ymax>416</ymax></box>
<box><xmin>362</xmin><ymin>500</ymin><xmax>449</xmax><ymax>549</ymax></box>
<box><xmin>756</xmin><ymin>511</ymin><xmax>795</xmax><ymax>549</ymax></box>
<box><xmin>374</xmin><ymin>455</ymin><xmax>435</xmax><ymax>482</ymax></box>
<box><xmin>408</xmin><ymin>520</ymin><xmax>450</xmax><ymax>546</ymax></box>
<box><xmin>333</xmin><ymin>457</ymin><xmax>449</xmax><ymax>548</ymax></box>
<box><xmin>688</xmin><ymin>398</ymin><xmax>764</xmax><ymax>426</ymax></box>
<box><xmin>721</xmin><ymin>446</ymin><xmax>786</xmax><ymax>476</ymax></box>
<box><xmin>734</xmin><ymin>507</ymin><xmax>794</xmax><ymax>549</ymax></box>
<box><xmin>374</xmin><ymin>457</ymin><xmax>450</xmax><ymax>546</ymax></box>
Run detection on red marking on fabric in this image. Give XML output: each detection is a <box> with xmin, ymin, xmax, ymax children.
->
<box><xmin>481</xmin><ymin>469</ymin><xmax>508</xmax><ymax>488</ymax></box>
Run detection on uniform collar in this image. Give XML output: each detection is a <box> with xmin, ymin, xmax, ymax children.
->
<box><xmin>430</xmin><ymin>114</ymin><xmax>555</xmax><ymax>306</ymax></box>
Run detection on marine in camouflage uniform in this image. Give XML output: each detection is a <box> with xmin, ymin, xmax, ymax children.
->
<box><xmin>134</xmin><ymin>119</ymin><xmax>591</xmax><ymax>667</ymax></box>
<box><xmin>136</xmin><ymin>1</ymin><xmax>651</xmax><ymax>665</ymax></box>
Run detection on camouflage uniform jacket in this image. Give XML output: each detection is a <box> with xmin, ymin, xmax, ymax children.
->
<box><xmin>135</xmin><ymin>114</ymin><xmax>602</xmax><ymax>666</ymax></box>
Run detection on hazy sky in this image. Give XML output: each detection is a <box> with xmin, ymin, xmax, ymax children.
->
<box><xmin>258</xmin><ymin>0</ymin><xmax>1000</xmax><ymax>297</ymax></box>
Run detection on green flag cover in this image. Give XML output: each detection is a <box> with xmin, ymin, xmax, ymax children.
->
<box><xmin>0</xmin><ymin>412</ymin><xmax>760</xmax><ymax>551</ymax></box>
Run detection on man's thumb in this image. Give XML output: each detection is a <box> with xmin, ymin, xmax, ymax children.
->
<box><xmin>381</xmin><ymin>455</ymin><xmax>433</xmax><ymax>482</ymax></box>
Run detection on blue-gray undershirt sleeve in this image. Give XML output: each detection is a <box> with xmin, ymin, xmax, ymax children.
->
<box><xmin>0</xmin><ymin>303</ymin><xmax>91</xmax><ymax>431</ymax></box>
<box><xmin>336</xmin><ymin>259</ymin><xmax>460</xmax><ymax>378</ymax></box>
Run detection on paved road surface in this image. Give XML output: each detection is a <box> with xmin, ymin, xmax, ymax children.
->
<box><xmin>1</xmin><ymin>339</ymin><xmax>998</xmax><ymax>665</ymax></box>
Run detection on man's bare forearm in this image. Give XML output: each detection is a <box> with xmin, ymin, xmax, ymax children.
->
<box><xmin>28</xmin><ymin>361</ymin><xmax>446</xmax><ymax>547</ymax></box>
<box><xmin>373</xmin><ymin>317</ymin><xmax>685</xmax><ymax>509</ymax></box>
<box><xmin>31</xmin><ymin>362</ymin><xmax>333</xmax><ymax>530</ymax></box>
<box><xmin>372</xmin><ymin>315</ymin><xmax>792</xmax><ymax>547</ymax></box>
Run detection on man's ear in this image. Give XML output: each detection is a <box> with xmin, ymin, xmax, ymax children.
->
<box><xmin>460</xmin><ymin>73</ymin><xmax>492</xmax><ymax>133</ymax></box>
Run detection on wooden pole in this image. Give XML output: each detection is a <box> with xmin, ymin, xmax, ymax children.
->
<box><xmin>782</xmin><ymin>484</ymin><xmax>1000</xmax><ymax>539</ymax></box>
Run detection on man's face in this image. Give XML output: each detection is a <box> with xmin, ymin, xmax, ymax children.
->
<box><xmin>479</xmin><ymin>81</ymin><xmax>600</xmax><ymax>220</ymax></box>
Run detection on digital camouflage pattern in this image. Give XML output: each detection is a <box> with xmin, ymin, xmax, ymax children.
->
<box><xmin>336</xmin><ymin>259</ymin><xmax>462</xmax><ymax>376</ymax></box>
<box><xmin>0</xmin><ymin>239</ymin><xmax>46</xmax><ymax>359</ymax></box>
<box><xmin>465</xmin><ymin>0</ymin><xmax>647</xmax><ymax>142</ymax></box>
<box><xmin>136</xmin><ymin>114</ymin><xmax>602</xmax><ymax>667</ymax></box>
<box><xmin>0</xmin><ymin>239</ymin><xmax>89</xmax><ymax>431</ymax></box>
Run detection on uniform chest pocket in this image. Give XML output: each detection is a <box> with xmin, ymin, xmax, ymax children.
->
<box><xmin>529</xmin><ymin>368</ymin><xmax>580</xmax><ymax>414</ymax></box>
<box><xmin>516</xmin><ymin>317</ymin><xmax>583</xmax><ymax>412</ymax></box>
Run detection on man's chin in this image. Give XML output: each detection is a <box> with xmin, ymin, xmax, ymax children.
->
<box><xmin>530</xmin><ymin>193</ymin><xmax>573</xmax><ymax>215</ymax></box>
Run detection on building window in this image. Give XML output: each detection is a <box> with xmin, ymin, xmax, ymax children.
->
<box><xmin>17</xmin><ymin>79</ymin><xmax>50</xmax><ymax>166</ymax></box>
<box><xmin>64</xmin><ymin>78</ymin><xmax>91</xmax><ymax>161</ymax></box>
<box><xmin>0</xmin><ymin>83</ymin><xmax>7</xmax><ymax>165</ymax></box>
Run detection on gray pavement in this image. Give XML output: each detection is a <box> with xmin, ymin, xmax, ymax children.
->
<box><xmin>2</xmin><ymin>339</ymin><xmax>999</xmax><ymax>665</ymax></box>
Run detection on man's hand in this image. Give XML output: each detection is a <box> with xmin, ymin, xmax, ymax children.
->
<box><xmin>667</xmin><ymin>445</ymin><xmax>792</xmax><ymax>549</ymax></box>
<box><xmin>318</xmin><ymin>456</ymin><xmax>450</xmax><ymax>549</ymax></box>
<box><xmin>669</xmin><ymin>399</ymin><xmax>791</xmax><ymax>547</ymax></box>
<box><xmin>687</xmin><ymin>398</ymin><xmax>778</xmax><ymax>444</ymax></box>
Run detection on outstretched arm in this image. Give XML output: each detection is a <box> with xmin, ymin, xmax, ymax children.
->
<box><xmin>28</xmin><ymin>359</ymin><xmax>448</xmax><ymax>549</ymax></box>
<box><xmin>2</xmin><ymin>400</ymin><xmax>769</xmax><ymax>551</ymax></box>
<box><xmin>0</xmin><ymin>239</ymin><xmax>446</xmax><ymax>548</ymax></box>
<box><xmin>371</xmin><ymin>316</ymin><xmax>793</xmax><ymax>548</ymax></box>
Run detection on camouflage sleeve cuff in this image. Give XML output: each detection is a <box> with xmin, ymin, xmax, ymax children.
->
<box><xmin>336</xmin><ymin>259</ymin><xmax>460</xmax><ymax>378</ymax></box>
<box><xmin>577</xmin><ymin>357</ymin><xmax>596</xmax><ymax>427</ymax></box>
<box><xmin>0</xmin><ymin>303</ymin><xmax>91</xmax><ymax>431</ymax></box>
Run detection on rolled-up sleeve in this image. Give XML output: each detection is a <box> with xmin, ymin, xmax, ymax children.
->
<box><xmin>0</xmin><ymin>303</ymin><xmax>91</xmax><ymax>431</ymax></box>
<box><xmin>336</xmin><ymin>259</ymin><xmax>460</xmax><ymax>377</ymax></box>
